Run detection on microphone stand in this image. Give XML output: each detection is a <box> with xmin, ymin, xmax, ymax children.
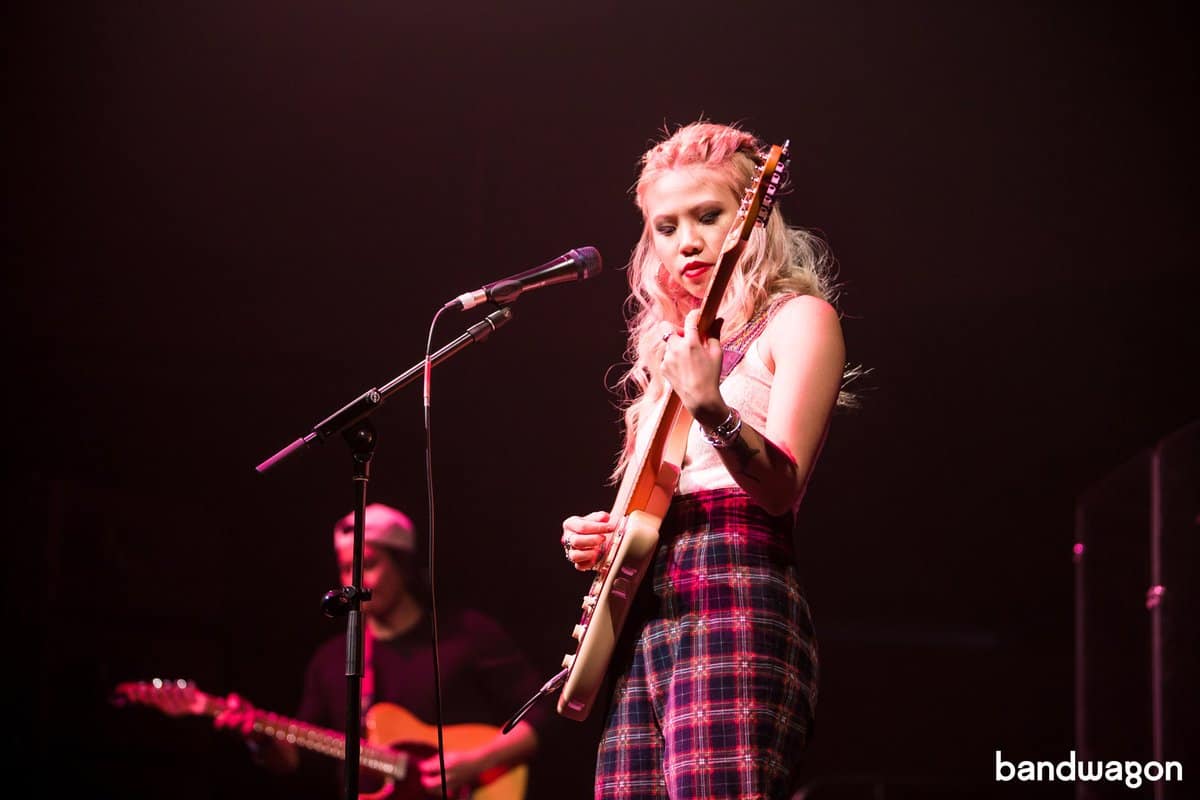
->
<box><xmin>257</xmin><ymin>306</ymin><xmax>514</xmax><ymax>474</ymax></box>
<box><xmin>255</xmin><ymin>305</ymin><xmax>514</xmax><ymax>800</ymax></box>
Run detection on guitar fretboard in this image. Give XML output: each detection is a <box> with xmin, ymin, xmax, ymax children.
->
<box><xmin>200</xmin><ymin>696</ymin><xmax>408</xmax><ymax>778</ymax></box>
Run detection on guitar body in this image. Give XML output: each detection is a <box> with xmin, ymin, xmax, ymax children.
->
<box><xmin>366</xmin><ymin>704</ymin><xmax>528</xmax><ymax>800</ymax></box>
<box><xmin>557</xmin><ymin>395</ymin><xmax>694</xmax><ymax>720</ymax></box>
<box><xmin>556</xmin><ymin>509</ymin><xmax>662</xmax><ymax>720</ymax></box>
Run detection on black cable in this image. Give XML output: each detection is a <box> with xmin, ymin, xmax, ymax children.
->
<box><xmin>423</xmin><ymin>304</ymin><xmax>450</xmax><ymax>799</ymax></box>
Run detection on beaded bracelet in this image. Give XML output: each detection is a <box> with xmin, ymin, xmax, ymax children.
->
<box><xmin>701</xmin><ymin>407</ymin><xmax>742</xmax><ymax>448</ymax></box>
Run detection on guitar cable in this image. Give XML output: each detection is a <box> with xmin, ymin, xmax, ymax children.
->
<box><xmin>423</xmin><ymin>305</ymin><xmax>450</xmax><ymax>800</ymax></box>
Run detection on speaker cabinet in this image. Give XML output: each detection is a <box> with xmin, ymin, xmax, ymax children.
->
<box><xmin>1075</xmin><ymin>421</ymin><xmax>1197</xmax><ymax>799</ymax></box>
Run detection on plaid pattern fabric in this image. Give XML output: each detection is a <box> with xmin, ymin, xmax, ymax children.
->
<box><xmin>595</xmin><ymin>487</ymin><xmax>818</xmax><ymax>799</ymax></box>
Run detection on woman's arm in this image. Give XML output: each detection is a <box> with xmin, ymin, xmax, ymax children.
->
<box><xmin>668</xmin><ymin>296</ymin><xmax>844</xmax><ymax>515</ymax></box>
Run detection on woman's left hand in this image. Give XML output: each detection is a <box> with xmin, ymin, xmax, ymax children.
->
<box><xmin>661</xmin><ymin>309</ymin><xmax>727</xmax><ymax>427</ymax></box>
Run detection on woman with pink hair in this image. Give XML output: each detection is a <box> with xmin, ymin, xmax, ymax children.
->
<box><xmin>562</xmin><ymin>121</ymin><xmax>850</xmax><ymax>799</ymax></box>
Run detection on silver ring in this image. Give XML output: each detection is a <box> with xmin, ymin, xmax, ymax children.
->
<box><xmin>662</xmin><ymin>332</ymin><xmax>672</xmax><ymax>342</ymax></box>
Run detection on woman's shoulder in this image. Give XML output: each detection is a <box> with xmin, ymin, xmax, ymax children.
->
<box><xmin>761</xmin><ymin>294</ymin><xmax>843</xmax><ymax>370</ymax></box>
<box><xmin>767</xmin><ymin>294</ymin><xmax>840</xmax><ymax>335</ymax></box>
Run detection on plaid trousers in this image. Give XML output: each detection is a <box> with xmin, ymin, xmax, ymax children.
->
<box><xmin>595</xmin><ymin>488</ymin><xmax>818</xmax><ymax>799</ymax></box>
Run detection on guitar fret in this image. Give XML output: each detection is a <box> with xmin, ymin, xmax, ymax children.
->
<box><xmin>117</xmin><ymin>682</ymin><xmax>477</xmax><ymax>789</ymax></box>
<box><xmin>251</xmin><ymin>713</ymin><xmax>404</xmax><ymax>775</ymax></box>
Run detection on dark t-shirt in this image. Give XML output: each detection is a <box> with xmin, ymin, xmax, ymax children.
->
<box><xmin>297</xmin><ymin>607</ymin><xmax>548</xmax><ymax>735</ymax></box>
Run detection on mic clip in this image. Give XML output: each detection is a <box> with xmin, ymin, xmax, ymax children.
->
<box><xmin>445</xmin><ymin>279</ymin><xmax>523</xmax><ymax>312</ymax></box>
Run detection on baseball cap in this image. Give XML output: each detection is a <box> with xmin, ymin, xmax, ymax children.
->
<box><xmin>332</xmin><ymin>503</ymin><xmax>416</xmax><ymax>553</ymax></box>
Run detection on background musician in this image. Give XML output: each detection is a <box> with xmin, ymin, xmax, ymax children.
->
<box><xmin>218</xmin><ymin>502</ymin><xmax>546</xmax><ymax>797</ymax></box>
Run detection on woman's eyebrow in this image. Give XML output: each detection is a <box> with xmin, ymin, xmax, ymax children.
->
<box><xmin>652</xmin><ymin>199</ymin><xmax>724</xmax><ymax>223</ymax></box>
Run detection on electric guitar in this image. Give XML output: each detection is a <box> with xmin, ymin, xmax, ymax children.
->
<box><xmin>556</xmin><ymin>141</ymin><xmax>791</xmax><ymax>721</ymax></box>
<box><xmin>113</xmin><ymin>679</ymin><xmax>527</xmax><ymax>800</ymax></box>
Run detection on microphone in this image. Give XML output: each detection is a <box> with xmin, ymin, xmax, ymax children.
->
<box><xmin>446</xmin><ymin>246</ymin><xmax>602</xmax><ymax>311</ymax></box>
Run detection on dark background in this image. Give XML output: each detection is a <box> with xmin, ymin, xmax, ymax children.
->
<box><xmin>6</xmin><ymin>2</ymin><xmax>1196</xmax><ymax>798</ymax></box>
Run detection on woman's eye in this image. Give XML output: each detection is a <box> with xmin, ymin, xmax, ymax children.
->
<box><xmin>656</xmin><ymin>225</ymin><xmax>676</xmax><ymax>236</ymax></box>
<box><xmin>700</xmin><ymin>210</ymin><xmax>721</xmax><ymax>224</ymax></box>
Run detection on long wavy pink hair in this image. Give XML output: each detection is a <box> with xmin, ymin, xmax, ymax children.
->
<box><xmin>611</xmin><ymin>121</ymin><xmax>837</xmax><ymax>483</ymax></box>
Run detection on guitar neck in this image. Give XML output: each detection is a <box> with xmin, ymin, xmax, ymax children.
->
<box><xmin>693</xmin><ymin>238</ymin><xmax>746</xmax><ymax>339</ymax></box>
<box><xmin>610</xmin><ymin>235</ymin><xmax>749</xmax><ymax>519</ymax></box>
<box><xmin>198</xmin><ymin>694</ymin><xmax>408</xmax><ymax>778</ymax></box>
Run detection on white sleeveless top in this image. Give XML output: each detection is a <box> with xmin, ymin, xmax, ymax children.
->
<box><xmin>677</xmin><ymin>338</ymin><xmax>774</xmax><ymax>495</ymax></box>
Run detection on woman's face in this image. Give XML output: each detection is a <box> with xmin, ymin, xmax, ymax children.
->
<box><xmin>643</xmin><ymin>166</ymin><xmax>740</xmax><ymax>301</ymax></box>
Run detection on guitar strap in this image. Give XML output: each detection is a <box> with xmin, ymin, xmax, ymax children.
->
<box><xmin>719</xmin><ymin>294</ymin><xmax>796</xmax><ymax>381</ymax></box>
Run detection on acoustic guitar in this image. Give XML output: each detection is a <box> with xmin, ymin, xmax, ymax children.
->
<box><xmin>113</xmin><ymin>679</ymin><xmax>526</xmax><ymax>800</ymax></box>
<box><xmin>556</xmin><ymin>141</ymin><xmax>791</xmax><ymax>721</ymax></box>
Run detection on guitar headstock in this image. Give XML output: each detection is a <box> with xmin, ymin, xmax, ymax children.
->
<box><xmin>112</xmin><ymin>678</ymin><xmax>209</xmax><ymax>717</ymax></box>
<box><xmin>721</xmin><ymin>140</ymin><xmax>791</xmax><ymax>254</ymax></box>
<box><xmin>699</xmin><ymin>139</ymin><xmax>790</xmax><ymax>329</ymax></box>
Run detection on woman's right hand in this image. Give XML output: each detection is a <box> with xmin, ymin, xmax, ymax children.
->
<box><xmin>561</xmin><ymin>511</ymin><xmax>617</xmax><ymax>571</ymax></box>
